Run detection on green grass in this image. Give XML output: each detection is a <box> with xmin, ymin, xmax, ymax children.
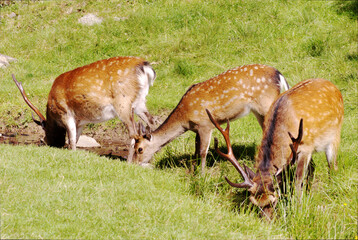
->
<box><xmin>0</xmin><ymin>144</ymin><xmax>285</xmax><ymax>239</ymax></box>
<box><xmin>1</xmin><ymin>0</ymin><xmax>357</xmax><ymax>239</ymax></box>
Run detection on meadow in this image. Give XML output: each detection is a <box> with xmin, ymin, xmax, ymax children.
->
<box><xmin>0</xmin><ymin>0</ymin><xmax>357</xmax><ymax>239</ymax></box>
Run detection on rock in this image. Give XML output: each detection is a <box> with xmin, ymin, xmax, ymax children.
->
<box><xmin>76</xmin><ymin>135</ymin><xmax>101</xmax><ymax>148</ymax></box>
<box><xmin>0</xmin><ymin>54</ymin><xmax>17</xmax><ymax>68</ymax></box>
<box><xmin>78</xmin><ymin>14</ymin><xmax>103</xmax><ymax>26</ymax></box>
<box><xmin>8</xmin><ymin>12</ymin><xmax>17</xmax><ymax>18</ymax></box>
<box><xmin>113</xmin><ymin>16</ymin><xmax>128</xmax><ymax>21</ymax></box>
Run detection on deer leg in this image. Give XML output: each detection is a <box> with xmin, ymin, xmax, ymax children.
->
<box><xmin>252</xmin><ymin>110</ymin><xmax>265</xmax><ymax>130</ymax></box>
<box><xmin>64</xmin><ymin>116</ymin><xmax>77</xmax><ymax>150</ymax></box>
<box><xmin>325</xmin><ymin>140</ymin><xmax>339</xmax><ymax>172</ymax></box>
<box><xmin>197</xmin><ymin>128</ymin><xmax>212</xmax><ymax>173</ymax></box>
<box><xmin>133</xmin><ymin>99</ymin><xmax>156</xmax><ymax>128</ymax></box>
<box><xmin>305</xmin><ymin>157</ymin><xmax>315</xmax><ymax>191</ymax></box>
<box><xmin>295</xmin><ymin>152</ymin><xmax>311</xmax><ymax>196</ymax></box>
<box><xmin>195</xmin><ymin>133</ymin><xmax>200</xmax><ymax>157</ymax></box>
<box><xmin>113</xmin><ymin>102</ymin><xmax>136</xmax><ymax>138</ymax></box>
<box><xmin>113</xmin><ymin>102</ymin><xmax>138</xmax><ymax>162</ymax></box>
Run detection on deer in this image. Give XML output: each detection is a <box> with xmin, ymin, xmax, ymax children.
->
<box><xmin>207</xmin><ymin>78</ymin><xmax>344</xmax><ymax>219</ymax></box>
<box><xmin>131</xmin><ymin>64</ymin><xmax>289</xmax><ymax>171</ymax></box>
<box><xmin>12</xmin><ymin>56</ymin><xmax>157</xmax><ymax>159</ymax></box>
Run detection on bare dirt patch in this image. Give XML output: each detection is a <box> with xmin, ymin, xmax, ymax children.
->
<box><xmin>0</xmin><ymin>112</ymin><xmax>166</xmax><ymax>160</ymax></box>
<box><xmin>0</xmin><ymin>121</ymin><xmax>131</xmax><ymax>160</ymax></box>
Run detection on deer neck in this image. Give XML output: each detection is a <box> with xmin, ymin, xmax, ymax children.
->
<box><xmin>257</xmin><ymin>96</ymin><xmax>292</xmax><ymax>173</ymax></box>
<box><xmin>150</xmin><ymin>109</ymin><xmax>187</xmax><ymax>150</ymax></box>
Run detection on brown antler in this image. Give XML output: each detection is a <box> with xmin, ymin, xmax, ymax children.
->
<box><xmin>12</xmin><ymin>74</ymin><xmax>46</xmax><ymax>127</ymax></box>
<box><xmin>288</xmin><ymin>118</ymin><xmax>303</xmax><ymax>165</ymax></box>
<box><xmin>206</xmin><ymin>109</ymin><xmax>254</xmax><ymax>189</ymax></box>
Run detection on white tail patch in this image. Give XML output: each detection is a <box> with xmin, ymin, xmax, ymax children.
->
<box><xmin>143</xmin><ymin>64</ymin><xmax>156</xmax><ymax>86</ymax></box>
<box><xmin>279</xmin><ymin>74</ymin><xmax>289</xmax><ymax>92</ymax></box>
<box><xmin>132</xmin><ymin>64</ymin><xmax>157</xmax><ymax>126</ymax></box>
<box><xmin>133</xmin><ymin>64</ymin><xmax>156</xmax><ymax>112</ymax></box>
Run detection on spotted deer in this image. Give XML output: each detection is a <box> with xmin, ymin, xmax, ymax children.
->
<box><xmin>208</xmin><ymin>78</ymin><xmax>344</xmax><ymax>219</ymax></box>
<box><xmin>12</xmin><ymin>56</ymin><xmax>156</xmax><ymax>154</ymax></box>
<box><xmin>132</xmin><ymin>64</ymin><xmax>289</xmax><ymax>171</ymax></box>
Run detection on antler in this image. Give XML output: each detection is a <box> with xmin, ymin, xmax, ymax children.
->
<box><xmin>206</xmin><ymin>109</ymin><xmax>254</xmax><ymax>189</ymax></box>
<box><xmin>288</xmin><ymin>118</ymin><xmax>303</xmax><ymax>165</ymax></box>
<box><xmin>12</xmin><ymin>74</ymin><xmax>46</xmax><ymax>127</ymax></box>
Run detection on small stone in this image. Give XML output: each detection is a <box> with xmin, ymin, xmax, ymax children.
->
<box><xmin>76</xmin><ymin>135</ymin><xmax>101</xmax><ymax>148</ymax></box>
<box><xmin>78</xmin><ymin>13</ymin><xmax>103</xmax><ymax>26</ymax></box>
<box><xmin>0</xmin><ymin>54</ymin><xmax>17</xmax><ymax>68</ymax></box>
<box><xmin>8</xmin><ymin>12</ymin><xmax>17</xmax><ymax>18</ymax></box>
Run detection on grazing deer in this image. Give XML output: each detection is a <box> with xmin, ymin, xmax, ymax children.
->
<box><xmin>12</xmin><ymin>56</ymin><xmax>156</xmax><ymax>153</ymax></box>
<box><xmin>132</xmin><ymin>64</ymin><xmax>289</xmax><ymax>171</ymax></box>
<box><xmin>208</xmin><ymin>78</ymin><xmax>344</xmax><ymax>219</ymax></box>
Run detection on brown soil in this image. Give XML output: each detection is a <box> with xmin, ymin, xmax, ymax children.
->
<box><xmin>0</xmin><ymin>112</ymin><xmax>166</xmax><ymax>160</ymax></box>
<box><xmin>0</xmin><ymin>121</ymin><xmax>132</xmax><ymax>160</ymax></box>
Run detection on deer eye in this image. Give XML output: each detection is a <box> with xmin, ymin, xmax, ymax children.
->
<box><xmin>138</xmin><ymin>147</ymin><xmax>143</xmax><ymax>154</ymax></box>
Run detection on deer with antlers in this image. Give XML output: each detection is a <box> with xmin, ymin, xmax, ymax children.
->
<box><xmin>12</xmin><ymin>56</ymin><xmax>156</xmax><ymax>157</ymax></box>
<box><xmin>207</xmin><ymin>78</ymin><xmax>344</xmax><ymax>219</ymax></box>
<box><xmin>132</xmin><ymin>64</ymin><xmax>289</xmax><ymax>170</ymax></box>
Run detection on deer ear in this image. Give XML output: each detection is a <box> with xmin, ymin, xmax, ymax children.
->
<box><xmin>145</xmin><ymin>125</ymin><xmax>152</xmax><ymax>134</ymax></box>
<box><xmin>143</xmin><ymin>133</ymin><xmax>152</xmax><ymax>141</ymax></box>
<box><xmin>142</xmin><ymin>123</ymin><xmax>152</xmax><ymax>141</ymax></box>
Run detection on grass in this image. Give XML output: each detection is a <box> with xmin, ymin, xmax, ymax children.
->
<box><xmin>1</xmin><ymin>0</ymin><xmax>357</xmax><ymax>239</ymax></box>
<box><xmin>0</xmin><ymin>144</ymin><xmax>284</xmax><ymax>239</ymax></box>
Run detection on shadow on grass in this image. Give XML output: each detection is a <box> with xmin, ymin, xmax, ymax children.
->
<box><xmin>155</xmin><ymin>142</ymin><xmax>257</xmax><ymax>170</ymax></box>
<box><xmin>335</xmin><ymin>0</ymin><xmax>358</xmax><ymax>19</ymax></box>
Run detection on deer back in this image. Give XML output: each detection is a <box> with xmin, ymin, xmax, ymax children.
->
<box><xmin>172</xmin><ymin>64</ymin><xmax>288</xmax><ymax>128</ymax></box>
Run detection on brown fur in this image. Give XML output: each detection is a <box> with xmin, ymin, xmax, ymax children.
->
<box><xmin>132</xmin><ymin>64</ymin><xmax>289</xmax><ymax>171</ymax></box>
<box><xmin>14</xmin><ymin>56</ymin><xmax>156</xmax><ymax>151</ymax></box>
<box><xmin>248</xmin><ymin>79</ymin><xmax>343</xmax><ymax>218</ymax></box>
